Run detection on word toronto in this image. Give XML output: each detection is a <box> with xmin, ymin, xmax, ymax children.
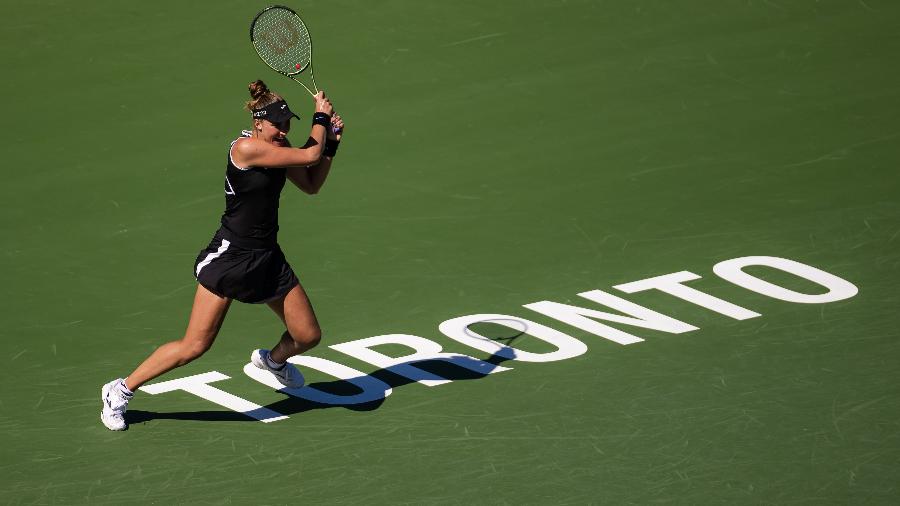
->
<box><xmin>141</xmin><ymin>255</ymin><xmax>858</xmax><ymax>423</ymax></box>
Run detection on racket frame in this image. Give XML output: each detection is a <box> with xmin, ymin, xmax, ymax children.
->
<box><xmin>250</xmin><ymin>5</ymin><xmax>319</xmax><ymax>96</ymax></box>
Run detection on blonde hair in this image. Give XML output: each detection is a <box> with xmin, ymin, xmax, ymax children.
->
<box><xmin>245</xmin><ymin>79</ymin><xmax>284</xmax><ymax>113</ymax></box>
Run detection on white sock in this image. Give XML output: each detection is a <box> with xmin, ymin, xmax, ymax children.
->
<box><xmin>118</xmin><ymin>379</ymin><xmax>134</xmax><ymax>397</ymax></box>
<box><xmin>265</xmin><ymin>354</ymin><xmax>286</xmax><ymax>370</ymax></box>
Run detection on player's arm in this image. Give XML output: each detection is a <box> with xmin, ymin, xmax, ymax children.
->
<box><xmin>274</xmin><ymin>138</ymin><xmax>312</xmax><ymax>192</ymax></box>
<box><xmin>299</xmin><ymin>114</ymin><xmax>344</xmax><ymax>194</ymax></box>
<box><xmin>287</xmin><ymin>114</ymin><xmax>343</xmax><ymax>195</ymax></box>
<box><xmin>233</xmin><ymin>136</ymin><xmax>324</xmax><ymax>169</ymax></box>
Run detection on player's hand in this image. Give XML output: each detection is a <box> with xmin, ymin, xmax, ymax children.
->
<box><xmin>328</xmin><ymin>114</ymin><xmax>344</xmax><ymax>141</ymax></box>
<box><xmin>314</xmin><ymin>91</ymin><xmax>334</xmax><ymax>116</ymax></box>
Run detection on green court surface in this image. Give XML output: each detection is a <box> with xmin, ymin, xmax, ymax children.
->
<box><xmin>3</xmin><ymin>0</ymin><xmax>900</xmax><ymax>503</ymax></box>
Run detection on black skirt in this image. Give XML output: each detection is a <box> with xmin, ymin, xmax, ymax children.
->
<box><xmin>193</xmin><ymin>229</ymin><xmax>299</xmax><ymax>304</ymax></box>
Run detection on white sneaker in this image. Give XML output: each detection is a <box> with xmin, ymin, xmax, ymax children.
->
<box><xmin>100</xmin><ymin>378</ymin><xmax>132</xmax><ymax>431</ymax></box>
<box><xmin>251</xmin><ymin>349</ymin><xmax>305</xmax><ymax>388</ymax></box>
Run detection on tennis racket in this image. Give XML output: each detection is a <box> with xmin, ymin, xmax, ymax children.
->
<box><xmin>250</xmin><ymin>5</ymin><xmax>319</xmax><ymax>97</ymax></box>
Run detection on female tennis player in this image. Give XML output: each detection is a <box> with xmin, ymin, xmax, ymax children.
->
<box><xmin>100</xmin><ymin>80</ymin><xmax>344</xmax><ymax>431</ymax></box>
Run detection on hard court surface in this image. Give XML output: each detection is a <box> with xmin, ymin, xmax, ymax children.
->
<box><xmin>2</xmin><ymin>1</ymin><xmax>899</xmax><ymax>503</ymax></box>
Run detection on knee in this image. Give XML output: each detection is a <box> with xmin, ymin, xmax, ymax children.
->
<box><xmin>287</xmin><ymin>326</ymin><xmax>321</xmax><ymax>349</ymax></box>
<box><xmin>181</xmin><ymin>335</ymin><xmax>214</xmax><ymax>361</ymax></box>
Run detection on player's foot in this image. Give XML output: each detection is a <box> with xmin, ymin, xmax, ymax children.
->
<box><xmin>251</xmin><ymin>349</ymin><xmax>305</xmax><ymax>388</ymax></box>
<box><xmin>100</xmin><ymin>378</ymin><xmax>133</xmax><ymax>431</ymax></box>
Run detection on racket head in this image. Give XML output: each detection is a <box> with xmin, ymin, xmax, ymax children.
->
<box><xmin>250</xmin><ymin>5</ymin><xmax>313</xmax><ymax>77</ymax></box>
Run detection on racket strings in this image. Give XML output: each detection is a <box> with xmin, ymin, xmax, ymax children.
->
<box><xmin>252</xmin><ymin>9</ymin><xmax>312</xmax><ymax>75</ymax></box>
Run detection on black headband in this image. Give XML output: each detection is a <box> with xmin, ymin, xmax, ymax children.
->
<box><xmin>252</xmin><ymin>100</ymin><xmax>300</xmax><ymax>123</ymax></box>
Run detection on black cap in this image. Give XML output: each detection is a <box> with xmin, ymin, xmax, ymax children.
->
<box><xmin>252</xmin><ymin>100</ymin><xmax>300</xmax><ymax>124</ymax></box>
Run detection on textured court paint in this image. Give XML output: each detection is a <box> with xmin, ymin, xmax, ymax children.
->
<box><xmin>713</xmin><ymin>255</ymin><xmax>860</xmax><ymax>303</ymax></box>
<box><xmin>139</xmin><ymin>371</ymin><xmax>288</xmax><ymax>423</ymax></box>
<box><xmin>144</xmin><ymin>255</ymin><xmax>855</xmax><ymax>424</ymax></box>
<box><xmin>440</xmin><ymin>314</ymin><xmax>590</xmax><ymax>362</ymax></box>
<box><xmin>330</xmin><ymin>333</ymin><xmax>512</xmax><ymax>386</ymax></box>
<box><xmin>2</xmin><ymin>0</ymin><xmax>899</xmax><ymax>504</ymax></box>
<box><xmin>524</xmin><ymin>289</ymin><xmax>699</xmax><ymax>345</ymax></box>
<box><xmin>615</xmin><ymin>271</ymin><xmax>763</xmax><ymax>320</ymax></box>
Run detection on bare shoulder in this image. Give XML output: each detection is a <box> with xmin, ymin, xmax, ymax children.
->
<box><xmin>232</xmin><ymin>136</ymin><xmax>266</xmax><ymax>156</ymax></box>
<box><xmin>231</xmin><ymin>137</ymin><xmax>268</xmax><ymax>167</ymax></box>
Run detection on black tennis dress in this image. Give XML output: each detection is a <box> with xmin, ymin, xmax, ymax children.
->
<box><xmin>193</xmin><ymin>131</ymin><xmax>300</xmax><ymax>303</ymax></box>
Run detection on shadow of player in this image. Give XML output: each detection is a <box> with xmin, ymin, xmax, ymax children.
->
<box><xmin>127</xmin><ymin>328</ymin><xmax>525</xmax><ymax>425</ymax></box>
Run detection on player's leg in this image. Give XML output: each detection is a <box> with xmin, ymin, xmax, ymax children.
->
<box><xmin>124</xmin><ymin>284</ymin><xmax>233</xmax><ymax>390</ymax></box>
<box><xmin>267</xmin><ymin>283</ymin><xmax>322</xmax><ymax>361</ymax></box>
<box><xmin>101</xmin><ymin>284</ymin><xmax>231</xmax><ymax>430</ymax></box>
<box><xmin>249</xmin><ymin>283</ymin><xmax>320</xmax><ymax>388</ymax></box>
